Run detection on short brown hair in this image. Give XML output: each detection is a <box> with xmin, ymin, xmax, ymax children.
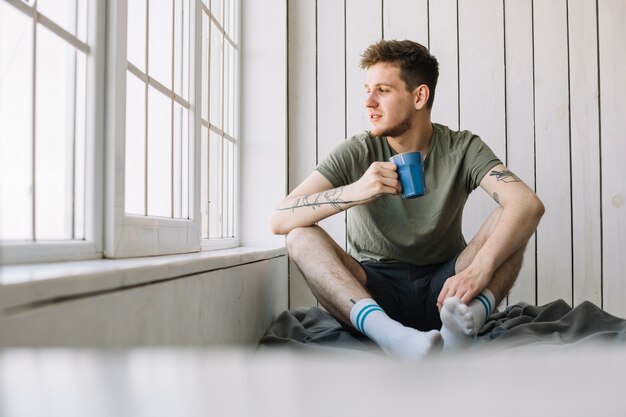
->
<box><xmin>360</xmin><ymin>39</ymin><xmax>439</xmax><ymax>108</ymax></box>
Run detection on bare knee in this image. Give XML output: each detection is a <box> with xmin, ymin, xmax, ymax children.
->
<box><xmin>285</xmin><ymin>226</ymin><xmax>319</xmax><ymax>258</ymax></box>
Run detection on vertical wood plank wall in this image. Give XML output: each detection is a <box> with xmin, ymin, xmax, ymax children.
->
<box><xmin>286</xmin><ymin>0</ymin><xmax>626</xmax><ymax>318</ymax></box>
<box><xmin>504</xmin><ymin>0</ymin><xmax>536</xmax><ymax>305</ymax></box>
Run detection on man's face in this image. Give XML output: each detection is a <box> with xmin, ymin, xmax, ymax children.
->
<box><xmin>364</xmin><ymin>62</ymin><xmax>416</xmax><ymax>138</ymax></box>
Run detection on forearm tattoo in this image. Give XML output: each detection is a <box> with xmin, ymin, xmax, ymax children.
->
<box><xmin>490</xmin><ymin>169</ymin><xmax>521</xmax><ymax>183</ymax></box>
<box><xmin>275</xmin><ymin>187</ymin><xmax>378</xmax><ymax>212</ymax></box>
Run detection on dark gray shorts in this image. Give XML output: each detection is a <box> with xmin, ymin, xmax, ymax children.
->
<box><xmin>360</xmin><ymin>257</ymin><xmax>457</xmax><ymax>331</ymax></box>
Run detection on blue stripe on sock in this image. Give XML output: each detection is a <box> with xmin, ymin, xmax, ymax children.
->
<box><xmin>356</xmin><ymin>305</ymin><xmax>380</xmax><ymax>333</ymax></box>
<box><xmin>358</xmin><ymin>307</ymin><xmax>382</xmax><ymax>335</ymax></box>
<box><xmin>355</xmin><ymin>305</ymin><xmax>376</xmax><ymax>332</ymax></box>
<box><xmin>476</xmin><ymin>293</ymin><xmax>492</xmax><ymax>317</ymax></box>
<box><xmin>356</xmin><ymin>305</ymin><xmax>382</xmax><ymax>334</ymax></box>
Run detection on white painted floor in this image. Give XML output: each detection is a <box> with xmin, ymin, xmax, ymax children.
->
<box><xmin>0</xmin><ymin>344</ymin><xmax>624</xmax><ymax>417</ymax></box>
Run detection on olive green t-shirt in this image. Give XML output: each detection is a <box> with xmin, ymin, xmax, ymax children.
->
<box><xmin>316</xmin><ymin>123</ymin><xmax>502</xmax><ymax>266</ymax></box>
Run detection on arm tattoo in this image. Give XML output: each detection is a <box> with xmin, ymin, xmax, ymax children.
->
<box><xmin>490</xmin><ymin>169</ymin><xmax>521</xmax><ymax>183</ymax></box>
<box><xmin>275</xmin><ymin>187</ymin><xmax>380</xmax><ymax>212</ymax></box>
<box><xmin>492</xmin><ymin>192</ymin><xmax>500</xmax><ymax>205</ymax></box>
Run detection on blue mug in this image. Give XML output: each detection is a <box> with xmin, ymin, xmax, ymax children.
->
<box><xmin>389</xmin><ymin>151</ymin><xmax>426</xmax><ymax>199</ymax></box>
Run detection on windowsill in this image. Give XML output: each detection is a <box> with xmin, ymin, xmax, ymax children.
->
<box><xmin>0</xmin><ymin>246</ymin><xmax>287</xmax><ymax>313</ymax></box>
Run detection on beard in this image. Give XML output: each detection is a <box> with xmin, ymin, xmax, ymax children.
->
<box><xmin>371</xmin><ymin>117</ymin><xmax>412</xmax><ymax>138</ymax></box>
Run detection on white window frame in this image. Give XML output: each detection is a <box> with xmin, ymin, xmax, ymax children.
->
<box><xmin>0</xmin><ymin>0</ymin><xmax>105</xmax><ymax>265</ymax></box>
<box><xmin>199</xmin><ymin>0</ymin><xmax>240</xmax><ymax>251</ymax></box>
<box><xmin>106</xmin><ymin>0</ymin><xmax>240</xmax><ymax>258</ymax></box>
<box><xmin>1</xmin><ymin>0</ymin><xmax>241</xmax><ymax>264</ymax></box>
<box><xmin>105</xmin><ymin>0</ymin><xmax>201</xmax><ymax>258</ymax></box>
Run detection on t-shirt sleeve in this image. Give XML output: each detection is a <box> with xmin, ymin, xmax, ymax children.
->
<box><xmin>464</xmin><ymin>135</ymin><xmax>503</xmax><ymax>191</ymax></box>
<box><xmin>316</xmin><ymin>137</ymin><xmax>364</xmax><ymax>188</ymax></box>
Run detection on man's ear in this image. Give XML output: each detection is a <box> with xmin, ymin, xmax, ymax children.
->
<box><xmin>413</xmin><ymin>84</ymin><xmax>430</xmax><ymax>110</ymax></box>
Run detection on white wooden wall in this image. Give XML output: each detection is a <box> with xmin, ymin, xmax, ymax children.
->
<box><xmin>287</xmin><ymin>0</ymin><xmax>626</xmax><ymax>318</ymax></box>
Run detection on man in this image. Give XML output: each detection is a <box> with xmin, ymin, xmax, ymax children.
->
<box><xmin>270</xmin><ymin>39</ymin><xmax>544</xmax><ymax>360</ymax></box>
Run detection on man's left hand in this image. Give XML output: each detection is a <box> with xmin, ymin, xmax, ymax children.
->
<box><xmin>436</xmin><ymin>263</ymin><xmax>493</xmax><ymax>309</ymax></box>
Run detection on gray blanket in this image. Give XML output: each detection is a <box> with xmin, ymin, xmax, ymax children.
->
<box><xmin>259</xmin><ymin>299</ymin><xmax>626</xmax><ymax>354</ymax></box>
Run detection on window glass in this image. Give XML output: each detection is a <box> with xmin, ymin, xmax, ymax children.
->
<box><xmin>1</xmin><ymin>0</ymin><xmax>90</xmax><ymax>247</ymax></box>
<box><xmin>0</xmin><ymin>2</ymin><xmax>33</xmax><ymax>241</ymax></box>
<box><xmin>173</xmin><ymin>0</ymin><xmax>189</xmax><ymax>98</ymax></box>
<box><xmin>200</xmin><ymin>125</ymin><xmax>209</xmax><ymax>237</ymax></box>
<box><xmin>173</xmin><ymin>102</ymin><xmax>189</xmax><ymax>219</ymax></box>
<box><xmin>127</xmin><ymin>0</ymin><xmax>146</xmax><ymax>72</ymax></box>
<box><xmin>37</xmin><ymin>0</ymin><xmax>88</xmax><ymax>42</ymax></box>
<box><xmin>225</xmin><ymin>138</ymin><xmax>235</xmax><ymax>237</ymax></box>
<box><xmin>146</xmin><ymin>86</ymin><xmax>172</xmax><ymax>218</ymax></box>
<box><xmin>125</xmin><ymin>72</ymin><xmax>146</xmax><ymax>216</ymax></box>
<box><xmin>148</xmin><ymin>0</ymin><xmax>172</xmax><ymax>89</ymax></box>
<box><xmin>35</xmin><ymin>25</ymin><xmax>78</xmax><ymax>239</ymax></box>
<box><xmin>207</xmin><ymin>130</ymin><xmax>221</xmax><ymax>239</ymax></box>
<box><xmin>1</xmin><ymin>0</ymin><xmax>240</xmax><ymax>262</ymax></box>
<box><xmin>200</xmin><ymin>1</ymin><xmax>238</xmax><ymax>242</ymax></box>
<box><xmin>201</xmin><ymin>13</ymin><xmax>209</xmax><ymax>121</ymax></box>
<box><xmin>209</xmin><ymin>22</ymin><xmax>222</xmax><ymax>129</ymax></box>
<box><xmin>224</xmin><ymin>41</ymin><xmax>235</xmax><ymax>137</ymax></box>
<box><xmin>125</xmin><ymin>0</ymin><xmax>191</xmax><ymax>221</ymax></box>
<box><xmin>211</xmin><ymin>0</ymin><xmax>222</xmax><ymax>25</ymax></box>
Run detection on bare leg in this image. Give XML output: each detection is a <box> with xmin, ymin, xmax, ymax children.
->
<box><xmin>285</xmin><ymin>225</ymin><xmax>369</xmax><ymax>327</ymax></box>
<box><xmin>286</xmin><ymin>225</ymin><xmax>442</xmax><ymax>359</ymax></box>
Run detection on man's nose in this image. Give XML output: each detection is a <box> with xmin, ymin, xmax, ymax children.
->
<box><xmin>364</xmin><ymin>91</ymin><xmax>378</xmax><ymax>108</ymax></box>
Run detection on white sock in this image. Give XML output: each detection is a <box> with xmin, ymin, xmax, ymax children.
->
<box><xmin>440</xmin><ymin>289</ymin><xmax>495</xmax><ymax>350</ymax></box>
<box><xmin>349</xmin><ymin>298</ymin><xmax>442</xmax><ymax>360</ymax></box>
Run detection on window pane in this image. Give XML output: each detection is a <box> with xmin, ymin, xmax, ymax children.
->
<box><xmin>125</xmin><ymin>72</ymin><xmax>146</xmax><ymax>215</ymax></box>
<box><xmin>148</xmin><ymin>0</ymin><xmax>172</xmax><ymax>89</ymax></box>
<box><xmin>208</xmin><ymin>131</ymin><xmax>222</xmax><ymax>238</ymax></box>
<box><xmin>201</xmin><ymin>13</ymin><xmax>209</xmax><ymax>122</ymax></box>
<box><xmin>127</xmin><ymin>0</ymin><xmax>147</xmax><ymax>72</ymax></box>
<box><xmin>0</xmin><ymin>3</ymin><xmax>33</xmax><ymax>241</ymax></box>
<box><xmin>73</xmin><ymin>51</ymin><xmax>87</xmax><ymax>240</ymax></box>
<box><xmin>181</xmin><ymin>106</ymin><xmax>189</xmax><ymax>220</ymax></box>
<box><xmin>211</xmin><ymin>0</ymin><xmax>222</xmax><ymax>25</ymax></box>
<box><xmin>224</xmin><ymin>42</ymin><xmax>235</xmax><ymax>137</ymax></box>
<box><xmin>200</xmin><ymin>0</ymin><xmax>238</xmax><ymax>242</ymax></box>
<box><xmin>76</xmin><ymin>0</ymin><xmax>88</xmax><ymax>43</ymax></box>
<box><xmin>173</xmin><ymin>102</ymin><xmax>189</xmax><ymax>219</ymax></box>
<box><xmin>147</xmin><ymin>87</ymin><xmax>172</xmax><ymax>217</ymax></box>
<box><xmin>224</xmin><ymin>138</ymin><xmax>234</xmax><ymax>237</ymax></box>
<box><xmin>200</xmin><ymin>126</ymin><xmax>209</xmax><ymax>237</ymax></box>
<box><xmin>173</xmin><ymin>0</ymin><xmax>189</xmax><ymax>99</ymax></box>
<box><xmin>37</xmin><ymin>0</ymin><xmax>87</xmax><ymax>42</ymax></box>
<box><xmin>209</xmin><ymin>22</ymin><xmax>222</xmax><ymax>129</ymax></box>
<box><xmin>221</xmin><ymin>138</ymin><xmax>227</xmax><ymax>237</ymax></box>
<box><xmin>35</xmin><ymin>26</ymin><xmax>77</xmax><ymax>240</ymax></box>
<box><xmin>224</xmin><ymin>0</ymin><xmax>235</xmax><ymax>37</ymax></box>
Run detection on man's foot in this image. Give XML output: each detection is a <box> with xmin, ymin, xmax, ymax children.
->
<box><xmin>350</xmin><ymin>298</ymin><xmax>443</xmax><ymax>360</ymax></box>
<box><xmin>385</xmin><ymin>327</ymin><xmax>443</xmax><ymax>360</ymax></box>
<box><xmin>440</xmin><ymin>297</ymin><xmax>479</xmax><ymax>349</ymax></box>
<box><xmin>440</xmin><ymin>290</ymin><xmax>495</xmax><ymax>350</ymax></box>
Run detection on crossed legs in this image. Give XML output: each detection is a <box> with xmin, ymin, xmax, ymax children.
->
<box><xmin>286</xmin><ymin>207</ymin><xmax>527</xmax><ymax>357</ymax></box>
<box><xmin>286</xmin><ymin>226</ymin><xmax>441</xmax><ymax>359</ymax></box>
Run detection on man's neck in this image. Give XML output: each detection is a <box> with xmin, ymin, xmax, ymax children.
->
<box><xmin>387</xmin><ymin>120</ymin><xmax>434</xmax><ymax>156</ymax></box>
